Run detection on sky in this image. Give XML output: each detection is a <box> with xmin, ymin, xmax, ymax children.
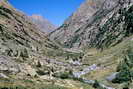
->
<box><xmin>9</xmin><ymin>0</ymin><xmax>84</xmax><ymax>26</ymax></box>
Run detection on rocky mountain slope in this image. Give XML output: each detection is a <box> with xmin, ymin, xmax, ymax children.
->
<box><xmin>49</xmin><ymin>0</ymin><xmax>133</xmax><ymax>88</ymax></box>
<box><xmin>50</xmin><ymin>0</ymin><xmax>105</xmax><ymax>45</ymax></box>
<box><xmin>0</xmin><ymin>0</ymin><xmax>61</xmax><ymax>76</ymax></box>
<box><xmin>30</xmin><ymin>14</ymin><xmax>57</xmax><ymax>34</ymax></box>
<box><xmin>50</xmin><ymin>0</ymin><xmax>133</xmax><ymax>49</ymax></box>
<box><xmin>0</xmin><ymin>1</ymin><xmax>94</xmax><ymax>89</ymax></box>
<box><xmin>0</xmin><ymin>0</ymin><xmax>133</xmax><ymax>89</ymax></box>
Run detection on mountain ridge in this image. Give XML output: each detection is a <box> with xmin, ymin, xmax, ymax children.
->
<box><xmin>50</xmin><ymin>0</ymin><xmax>133</xmax><ymax>49</ymax></box>
<box><xmin>30</xmin><ymin>14</ymin><xmax>57</xmax><ymax>34</ymax></box>
<box><xmin>0</xmin><ymin>0</ymin><xmax>133</xmax><ymax>89</ymax></box>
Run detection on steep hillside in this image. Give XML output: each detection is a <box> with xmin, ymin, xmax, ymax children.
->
<box><xmin>1</xmin><ymin>0</ymin><xmax>133</xmax><ymax>89</ymax></box>
<box><xmin>30</xmin><ymin>14</ymin><xmax>57</xmax><ymax>34</ymax></box>
<box><xmin>0</xmin><ymin>1</ymin><xmax>94</xmax><ymax>89</ymax></box>
<box><xmin>0</xmin><ymin>0</ymin><xmax>59</xmax><ymax>55</ymax></box>
<box><xmin>49</xmin><ymin>0</ymin><xmax>133</xmax><ymax>88</ymax></box>
<box><xmin>0</xmin><ymin>0</ymin><xmax>61</xmax><ymax>76</ymax></box>
<box><xmin>82</xmin><ymin>35</ymin><xmax>133</xmax><ymax>89</ymax></box>
<box><xmin>50</xmin><ymin>0</ymin><xmax>133</xmax><ymax>49</ymax></box>
<box><xmin>50</xmin><ymin>0</ymin><xmax>105</xmax><ymax>45</ymax></box>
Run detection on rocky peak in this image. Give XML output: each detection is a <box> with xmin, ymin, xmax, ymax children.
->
<box><xmin>30</xmin><ymin>14</ymin><xmax>57</xmax><ymax>34</ymax></box>
<box><xmin>65</xmin><ymin>0</ymin><xmax>104</xmax><ymax>24</ymax></box>
<box><xmin>31</xmin><ymin>14</ymin><xmax>44</xmax><ymax>21</ymax></box>
<box><xmin>0</xmin><ymin>0</ymin><xmax>61</xmax><ymax>80</ymax></box>
<box><xmin>0</xmin><ymin>0</ymin><xmax>11</xmax><ymax>7</ymax></box>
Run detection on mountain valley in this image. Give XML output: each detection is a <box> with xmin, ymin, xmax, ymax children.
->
<box><xmin>0</xmin><ymin>0</ymin><xmax>133</xmax><ymax>89</ymax></box>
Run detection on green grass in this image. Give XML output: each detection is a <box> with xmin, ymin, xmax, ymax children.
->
<box><xmin>42</xmin><ymin>47</ymin><xmax>84</xmax><ymax>61</ymax></box>
<box><xmin>0</xmin><ymin>78</ymin><xmax>68</xmax><ymax>89</ymax></box>
<box><xmin>82</xmin><ymin>36</ymin><xmax>133</xmax><ymax>88</ymax></box>
<box><xmin>83</xmin><ymin>36</ymin><xmax>133</xmax><ymax>66</ymax></box>
<box><xmin>0</xmin><ymin>78</ymin><xmax>95</xmax><ymax>89</ymax></box>
<box><xmin>0</xmin><ymin>76</ymin><xmax>95</xmax><ymax>89</ymax></box>
<box><xmin>0</xmin><ymin>85</ymin><xmax>67</xmax><ymax>89</ymax></box>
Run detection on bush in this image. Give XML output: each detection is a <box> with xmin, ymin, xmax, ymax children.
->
<box><xmin>112</xmin><ymin>68</ymin><xmax>131</xmax><ymax>83</ymax></box>
<box><xmin>36</xmin><ymin>69</ymin><xmax>49</xmax><ymax>75</ymax></box>
<box><xmin>59</xmin><ymin>72</ymin><xmax>70</xmax><ymax>79</ymax></box>
<box><xmin>0</xmin><ymin>85</ymin><xmax>27</xmax><ymax>89</ymax></box>
<box><xmin>113</xmin><ymin>49</ymin><xmax>133</xmax><ymax>83</ymax></box>
<box><xmin>53</xmin><ymin>71</ymin><xmax>71</xmax><ymax>79</ymax></box>
<box><xmin>93</xmin><ymin>80</ymin><xmax>106</xmax><ymax>89</ymax></box>
<box><xmin>93</xmin><ymin>80</ymin><xmax>100</xmax><ymax>88</ymax></box>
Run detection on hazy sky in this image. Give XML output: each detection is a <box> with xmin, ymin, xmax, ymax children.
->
<box><xmin>9</xmin><ymin>0</ymin><xmax>84</xmax><ymax>26</ymax></box>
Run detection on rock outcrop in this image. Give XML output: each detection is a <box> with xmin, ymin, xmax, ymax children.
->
<box><xmin>0</xmin><ymin>0</ymin><xmax>59</xmax><ymax>77</ymax></box>
<box><xmin>50</xmin><ymin>0</ymin><xmax>133</xmax><ymax>49</ymax></box>
<box><xmin>0</xmin><ymin>0</ymin><xmax>133</xmax><ymax>88</ymax></box>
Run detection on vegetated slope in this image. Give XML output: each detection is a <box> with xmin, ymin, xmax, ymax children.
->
<box><xmin>50</xmin><ymin>0</ymin><xmax>133</xmax><ymax>49</ymax></box>
<box><xmin>0</xmin><ymin>0</ymin><xmax>61</xmax><ymax>80</ymax></box>
<box><xmin>81</xmin><ymin>2</ymin><xmax>133</xmax><ymax>87</ymax></box>
<box><xmin>0</xmin><ymin>0</ymin><xmax>133</xmax><ymax>89</ymax></box>
<box><xmin>82</xmin><ymin>36</ymin><xmax>133</xmax><ymax>88</ymax></box>
<box><xmin>0</xmin><ymin>1</ymin><xmax>94</xmax><ymax>89</ymax></box>
<box><xmin>49</xmin><ymin>0</ymin><xmax>133</xmax><ymax>88</ymax></box>
<box><xmin>30</xmin><ymin>14</ymin><xmax>57</xmax><ymax>34</ymax></box>
<box><xmin>0</xmin><ymin>0</ymin><xmax>61</xmax><ymax>76</ymax></box>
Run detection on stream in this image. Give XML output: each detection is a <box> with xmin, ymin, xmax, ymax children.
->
<box><xmin>47</xmin><ymin>58</ymin><xmax>115</xmax><ymax>89</ymax></box>
<box><xmin>72</xmin><ymin>64</ymin><xmax>115</xmax><ymax>89</ymax></box>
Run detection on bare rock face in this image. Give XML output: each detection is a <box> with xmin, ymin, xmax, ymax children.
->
<box><xmin>0</xmin><ymin>0</ymin><xmax>59</xmax><ymax>77</ymax></box>
<box><xmin>30</xmin><ymin>14</ymin><xmax>57</xmax><ymax>34</ymax></box>
<box><xmin>50</xmin><ymin>0</ymin><xmax>104</xmax><ymax>44</ymax></box>
<box><xmin>0</xmin><ymin>0</ymin><xmax>59</xmax><ymax>55</ymax></box>
<box><xmin>50</xmin><ymin>0</ymin><xmax>133</xmax><ymax>49</ymax></box>
<box><xmin>0</xmin><ymin>56</ymin><xmax>20</xmax><ymax>74</ymax></box>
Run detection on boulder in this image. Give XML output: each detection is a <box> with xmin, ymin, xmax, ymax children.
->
<box><xmin>0</xmin><ymin>73</ymin><xmax>9</xmax><ymax>78</ymax></box>
<box><xmin>0</xmin><ymin>56</ymin><xmax>20</xmax><ymax>74</ymax></box>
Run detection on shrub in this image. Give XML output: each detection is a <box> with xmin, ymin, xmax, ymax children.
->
<box><xmin>53</xmin><ymin>71</ymin><xmax>72</xmax><ymax>79</ymax></box>
<box><xmin>0</xmin><ymin>85</ymin><xmax>27</xmax><ymax>89</ymax></box>
<box><xmin>93</xmin><ymin>80</ymin><xmax>100</xmax><ymax>88</ymax></box>
<box><xmin>59</xmin><ymin>72</ymin><xmax>70</xmax><ymax>79</ymax></box>
<box><xmin>112</xmin><ymin>67</ymin><xmax>131</xmax><ymax>83</ymax></box>
<box><xmin>93</xmin><ymin>80</ymin><xmax>106</xmax><ymax>89</ymax></box>
<box><xmin>36</xmin><ymin>69</ymin><xmax>49</xmax><ymax>75</ymax></box>
<box><xmin>113</xmin><ymin>49</ymin><xmax>133</xmax><ymax>83</ymax></box>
